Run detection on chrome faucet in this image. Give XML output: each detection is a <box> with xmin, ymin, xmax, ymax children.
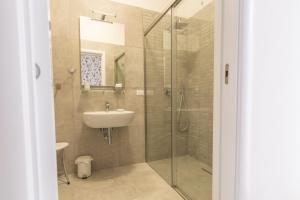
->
<box><xmin>105</xmin><ymin>101</ymin><xmax>110</xmax><ymax>111</ymax></box>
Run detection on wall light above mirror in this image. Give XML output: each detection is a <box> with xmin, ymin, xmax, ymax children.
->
<box><xmin>80</xmin><ymin>16</ymin><xmax>126</xmax><ymax>90</ymax></box>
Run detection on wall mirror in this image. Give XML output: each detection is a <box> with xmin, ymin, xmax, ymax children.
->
<box><xmin>80</xmin><ymin>16</ymin><xmax>125</xmax><ymax>90</ymax></box>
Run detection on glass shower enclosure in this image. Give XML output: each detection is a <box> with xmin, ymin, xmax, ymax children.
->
<box><xmin>144</xmin><ymin>0</ymin><xmax>214</xmax><ymax>199</ymax></box>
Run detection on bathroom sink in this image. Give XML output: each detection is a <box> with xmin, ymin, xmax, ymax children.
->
<box><xmin>82</xmin><ymin>110</ymin><xmax>135</xmax><ymax>128</ymax></box>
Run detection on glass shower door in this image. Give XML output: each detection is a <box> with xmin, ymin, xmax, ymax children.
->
<box><xmin>144</xmin><ymin>10</ymin><xmax>172</xmax><ymax>184</ymax></box>
<box><xmin>173</xmin><ymin>1</ymin><xmax>214</xmax><ymax>200</ymax></box>
<box><xmin>144</xmin><ymin>1</ymin><xmax>214</xmax><ymax>199</ymax></box>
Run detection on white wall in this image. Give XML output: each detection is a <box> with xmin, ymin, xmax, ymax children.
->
<box><xmin>237</xmin><ymin>1</ymin><xmax>300</xmax><ymax>200</ymax></box>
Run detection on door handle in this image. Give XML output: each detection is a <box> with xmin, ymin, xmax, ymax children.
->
<box><xmin>35</xmin><ymin>63</ymin><xmax>41</xmax><ymax>79</ymax></box>
<box><xmin>225</xmin><ymin>64</ymin><xmax>229</xmax><ymax>84</ymax></box>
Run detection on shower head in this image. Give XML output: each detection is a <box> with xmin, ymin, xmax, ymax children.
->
<box><xmin>166</xmin><ymin>18</ymin><xmax>189</xmax><ymax>32</ymax></box>
<box><xmin>176</xmin><ymin>18</ymin><xmax>189</xmax><ymax>30</ymax></box>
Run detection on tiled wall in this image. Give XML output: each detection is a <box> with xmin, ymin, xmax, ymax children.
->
<box><xmin>51</xmin><ymin>0</ymin><xmax>146</xmax><ymax>173</ymax></box>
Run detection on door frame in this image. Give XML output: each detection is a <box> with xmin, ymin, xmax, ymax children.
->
<box><xmin>214</xmin><ymin>0</ymin><xmax>240</xmax><ymax>200</ymax></box>
<box><xmin>17</xmin><ymin>0</ymin><xmax>241</xmax><ymax>199</ymax></box>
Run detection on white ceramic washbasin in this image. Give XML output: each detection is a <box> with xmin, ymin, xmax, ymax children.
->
<box><xmin>83</xmin><ymin>110</ymin><xmax>135</xmax><ymax>128</ymax></box>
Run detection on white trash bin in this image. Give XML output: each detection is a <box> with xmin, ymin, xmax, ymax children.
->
<box><xmin>75</xmin><ymin>156</ymin><xmax>93</xmax><ymax>179</ymax></box>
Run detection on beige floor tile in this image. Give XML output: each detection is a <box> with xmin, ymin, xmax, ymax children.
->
<box><xmin>148</xmin><ymin>155</ymin><xmax>212</xmax><ymax>200</ymax></box>
<box><xmin>58</xmin><ymin>163</ymin><xmax>183</xmax><ymax>200</ymax></box>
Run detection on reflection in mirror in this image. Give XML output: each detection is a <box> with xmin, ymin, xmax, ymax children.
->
<box><xmin>79</xmin><ymin>16</ymin><xmax>125</xmax><ymax>89</ymax></box>
<box><xmin>114</xmin><ymin>52</ymin><xmax>125</xmax><ymax>89</ymax></box>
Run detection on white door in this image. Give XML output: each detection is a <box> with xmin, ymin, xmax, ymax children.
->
<box><xmin>1</xmin><ymin>0</ymin><xmax>58</xmax><ymax>199</ymax></box>
<box><xmin>28</xmin><ymin>0</ymin><xmax>58</xmax><ymax>199</ymax></box>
